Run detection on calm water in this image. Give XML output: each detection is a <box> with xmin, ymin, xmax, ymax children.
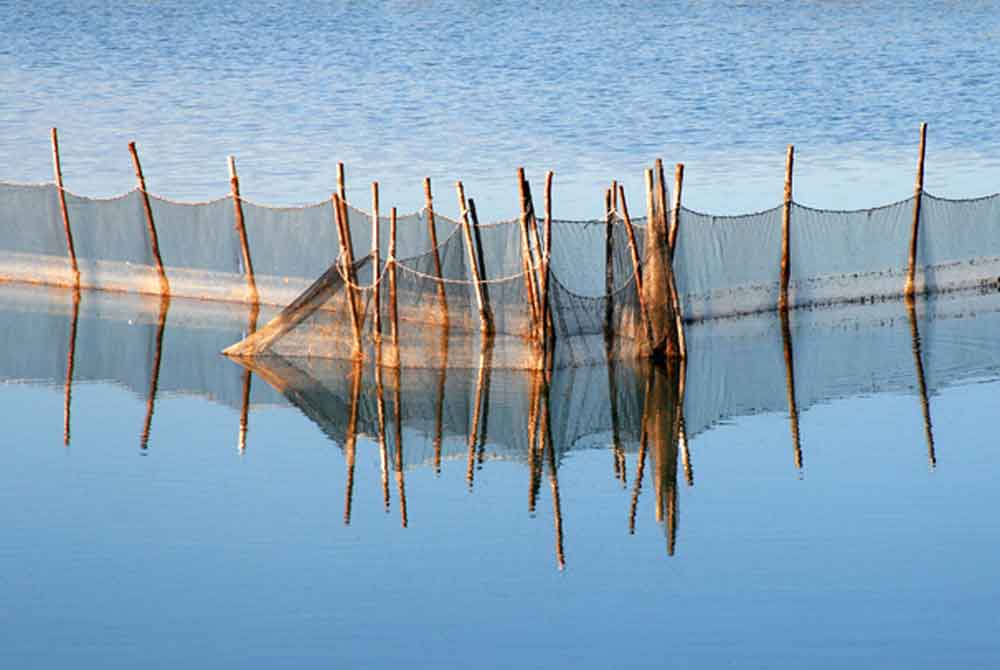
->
<box><xmin>3</xmin><ymin>2</ymin><xmax>1000</xmax><ymax>668</ymax></box>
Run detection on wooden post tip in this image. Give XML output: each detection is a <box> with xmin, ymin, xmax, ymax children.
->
<box><xmin>227</xmin><ymin>155</ymin><xmax>237</xmax><ymax>178</ymax></box>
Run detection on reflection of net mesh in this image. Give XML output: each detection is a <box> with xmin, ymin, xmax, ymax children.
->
<box><xmin>3</xmin><ymin>179</ymin><xmax>1000</xmax><ymax>366</ymax></box>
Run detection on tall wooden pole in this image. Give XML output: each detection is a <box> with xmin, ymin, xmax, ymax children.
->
<box><xmin>906</xmin><ymin>123</ymin><xmax>928</xmax><ymax>299</ymax></box>
<box><xmin>779</xmin><ymin>144</ymin><xmax>794</xmax><ymax>310</ymax></box>
<box><xmin>128</xmin><ymin>142</ymin><xmax>169</xmax><ymax>296</ymax></box>
<box><xmin>333</xmin><ymin>194</ymin><xmax>363</xmax><ymax>354</ymax></box>
<box><xmin>467</xmin><ymin>198</ymin><xmax>493</xmax><ymax>333</ymax></box>
<box><xmin>423</xmin><ymin>177</ymin><xmax>449</xmax><ymax>325</ymax></box>
<box><xmin>669</xmin><ymin>163</ymin><xmax>684</xmax><ymax>258</ymax></box>
<box><xmin>516</xmin><ymin>168</ymin><xmax>542</xmax><ymax>338</ymax></box>
<box><xmin>50</xmin><ymin>128</ymin><xmax>79</xmax><ymax>284</ymax></box>
<box><xmin>388</xmin><ymin>207</ymin><xmax>401</xmax><ymax>368</ymax></box>
<box><xmin>617</xmin><ymin>184</ymin><xmax>655</xmax><ymax>354</ymax></box>
<box><xmin>603</xmin><ymin>188</ymin><xmax>615</xmax><ymax>346</ymax></box>
<box><xmin>371</xmin><ymin>182</ymin><xmax>382</xmax><ymax>349</ymax></box>
<box><xmin>456</xmin><ymin>182</ymin><xmax>493</xmax><ymax>336</ymax></box>
<box><xmin>541</xmin><ymin>171</ymin><xmax>554</xmax><ymax>346</ymax></box>
<box><xmin>228</xmin><ymin>156</ymin><xmax>258</xmax><ymax>304</ymax></box>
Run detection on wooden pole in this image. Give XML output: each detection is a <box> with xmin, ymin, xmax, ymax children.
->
<box><xmin>336</xmin><ymin>162</ymin><xmax>358</xmax><ymax>287</ymax></box>
<box><xmin>603</xmin><ymin>188</ymin><xmax>615</xmax><ymax>346</ymax></box>
<box><xmin>337</xmin><ymin>162</ymin><xmax>347</xmax><ymax>201</ymax></box>
<box><xmin>228</xmin><ymin>156</ymin><xmax>259</xmax><ymax>304</ymax></box>
<box><xmin>617</xmin><ymin>184</ymin><xmax>656</xmax><ymax>355</ymax></box>
<box><xmin>467</xmin><ymin>198</ymin><xmax>493</xmax><ymax>331</ymax></box>
<box><xmin>371</xmin><ymin>182</ymin><xmax>382</xmax><ymax>349</ymax></box>
<box><xmin>541</xmin><ymin>171</ymin><xmax>554</xmax><ymax>345</ymax></box>
<box><xmin>524</xmin><ymin>178</ymin><xmax>548</xmax><ymax>344</ymax></box>
<box><xmin>333</xmin><ymin>194</ymin><xmax>363</xmax><ymax>354</ymax></box>
<box><xmin>128</xmin><ymin>142</ymin><xmax>169</xmax><ymax>296</ymax></box>
<box><xmin>388</xmin><ymin>207</ymin><xmax>401</xmax><ymax>368</ymax></box>
<box><xmin>423</xmin><ymin>178</ymin><xmax>449</xmax><ymax>325</ymax></box>
<box><xmin>50</xmin><ymin>128</ymin><xmax>79</xmax><ymax>284</ymax></box>
<box><xmin>655</xmin><ymin>158</ymin><xmax>668</xmax><ymax>232</ymax></box>
<box><xmin>779</xmin><ymin>144</ymin><xmax>794</xmax><ymax>310</ymax></box>
<box><xmin>669</xmin><ymin>163</ymin><xmax>684</xmax><ymax>258</ymax></box>
<box><xmin>456</xmin><ymin>182</ymin><xmax>493</xmax><ymax>336</ymax></box>
<box><xmin>654</xmin><ymin>161</ymin><xmax>688</xmax><ymax>359</ymax></box>
<box><xmin>906</xmin><ymin>123</ymin><xmax>928</xmax><ymax>299</ymax></box>
<box><xmin>516</xmin><ymin>168</ymin><xmax>542</xmax><ymax>337</ymax></box>
<box><xmin>63</xmin><ymin>289</ymin><xmax>80</xmax><ymax>446</ymax></box>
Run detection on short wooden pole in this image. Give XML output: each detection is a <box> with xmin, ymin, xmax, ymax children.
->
<box><xmin>603</xmin><ymin>188</ymin><xmax>615</xmax><ymax>345</ymax></box>
<box><xmin>541</xmin><ymin>171</ymin><xmax>554</xmax><ymax>345</ymax></box>
<box><xmin>670</xmin><ymin>163</ymin><xmax>684</xmax><ymax>258</ymax></box>
<box><xmin>388</xmin><ymin>207</ymin><xmax>401</xmax><ymax>368</ymax></box>
<box><xmin>332</xmin><ymin>194</ymin><xmax>363</xmax><ymax>353</ymax></box>
<box><xmin>467</xmin><ymin>198</ymin><xmax>493</xmax><ymax>330</ymax></box>
<box><xmin>371</xmin><ymin>182</ymin><xmax>382</xmax><ymax>348</ymax></box>
<box><xmin>423</xmin><ymin>177</ymin><xmax>449</xmax><ymax>324</ymax></box>
<box><xmin>617</xmin><ymin>184</ymin><xmax>656</xmax><ymax>354</ymax></box>
<box><xmin>50</xmin><ymin>128</ymin><xmax>79</xmax><ymax>284</ymax></box>
<box><xmin>779</xmin><ymin>144</ymin><xmax>794</xmax><ymax>310</ymax></box>
<box><xmin>128</xmin><ymin>142</ymin><xmax>169</xmax><ymax>296</ymax></box>
<box><xmin>516</xmin><ymin>168</ymin><xmax>542</xmax><ymax>338</ymax></box>
<box><xmin>524</xmin><ymin>178</ymin><xmax>548</xmax><ymax>343</ymax></box>
<box><xmin>228</xmin><ymin>156</ymin><xmax>259</xmax><ymax>304</ymax></box>
<box><xmin>456</xmin><ymin>182</ymin><xmax>493</xmax><ymax>336</ymax></box>
<box><xmin>906</xmin><ymin>123</ymin><xmax>928</xmax><ymax>299</ymax></box>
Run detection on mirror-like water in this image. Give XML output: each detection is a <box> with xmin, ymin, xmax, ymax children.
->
<box><xmin>1</xmin><ymin>283</ymin><xmax>999</xmax><ymax>667</ymax></box>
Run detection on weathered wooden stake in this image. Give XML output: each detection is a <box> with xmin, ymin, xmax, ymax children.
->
<box><xmin>332</xmin><ymin>194</ymin><xmax>363</xmax><ymax>353</ymax></box>
<box><xmin>50</xmin><ymin>128</ymin><xmax>79</xmax><ymax>284</ymax></box>
<box><xmin>388</xmin><ymin>207</ymin><xmax>401</xmax><ymax>367</ymax></box>
<box><xmin>516</xmin><ymin>168</ymin><xmax>542</xmax><ymax>337</ymax></box>
<box><xmin>670</xmin><ymin>163</ymin><xmax>684</xmax><ymax>257</ymax></box>
<box><xmin>617</xmin><ymin>184</ymin><xmax>656</xmax><ymax>354</ymax></box>
<box><xmin>337</xmin><ymin>162</ymin><xmax>347</xmax><ymax>201</ymax></box>
<box><xmin>127</xmin><ymin>142</ymin><xmax>169</xmax><ymax>295</ymax></box>
<box><xmin>603</xmin><ymin>188</ymin><xmax>615</xmax><ymax>345</ymax></box>
<box><xmin>655</xmin><ymin>158</ymin><xmax>668</xmax><ymax>230</ymax></box>
<box><xmin>611</xmin><ymin>180</ymin><xmax>619</xmax><ymax>213</ymax></box>
<box><xmin>906</xmin><ymin>123</ymin><xmax>928</xmax><ymax>299</ymax></box>
<box><xmin>371</xmin><ymin>182</ymin><xmax>382</xmax><ymax>348</ymax></box>
<box><xmin>467</xmin><ymin>198</ymin><xmax>493</xmax><ymax>331</ymax></box>
<box><xmin>779</xmin><ymin>144</ymin><xmax>794</xmax><ymax>310</ymax></box>
<box><xmin>524</xmin><ymin>178</ymin><xmax>548</xmax><ymax>343</ymax></box>
<box><xmin>423</xmin><ymin>177</ymin><xmax>449</xmax><ymax>324</ymax></box>
<box><xmin>228</xmin><ymin>156</ymin><xmax>259</xmax><ymax>304</ymax></box>
<box><xmin>456</xmin><ymin>182</ymin><xmax>493</xmax><ymax>336</ymax></box>
<box><xmin>541</xmin><ymin>171</ymin><xmax>554</xmax><ymax>345</ymax></box>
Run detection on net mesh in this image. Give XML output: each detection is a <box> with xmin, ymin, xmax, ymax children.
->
<box><xmin>2</xmin><ymin>179</ymin><xmax>1000</xmax><ymax>367</ymax></box>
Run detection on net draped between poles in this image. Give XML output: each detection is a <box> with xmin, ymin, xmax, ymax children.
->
<box><xmin>1</xmin><ymin>180</ymin><xmax>1000</xmax><ymax>368</ymax></box>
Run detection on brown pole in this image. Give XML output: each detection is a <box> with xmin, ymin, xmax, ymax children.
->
<box><xmin>128</xmin><ymin>142</ymin><xmax>169</xmax><ymax>296</ymax></box>
<box><xmin>423</xmin><ymin>177</ymin><xmax>449</xmax><ymax>325</ymax></box>
<box><xmin>906</xmin><ymin>123</ymin><xmax>928</xmax><ymax>299</ymax></box>
<box><xmin>779</xmin><ymin>144</ymin><xmax>794</xmax><ymax>310</ymax></box>
<box><xmin>655</xmin><ymin>158</ymin><xmax>668</xmax><ymax>230</ymax></box>
<box><xmin>524</xmin><ymin>178</ymin><xmax>547</xmax><ymax>344</ymax></box>
<box><xmin>541</xmin><ymin>171</ymin><xmax>554</xmax><ymax>346</ymax></box>
<box><xmin>611</xmin><ymin>180</ymin><xmax>619</xmax><ymax>213</ymax></box>
<box><xmin>516</xmin><ymin>168</ymin><xmax>542</xmax><ymax>338</ymax></box>
<box><xmin>337</xmin><ymin>162</ymin><xmax>346</xmax><ymax>201</ymax></box>
<box><xmin>371</xmin><ymin>182</ymin><xmax>382</xmax><ymax>349</ymax></box>
<box><xmin>618</xmin><ymin>184</ymin><xmax>656</xmax><ymax>355</ymax></box>
<box><xmin>336</xmin><ymin>162</ymin><xmax>357</xmax><ymax>280</ymax></box>
<box><xmin>467</xmin><ymin>198</ymin><xmax>493</xmax><ymax>331</ymax></box>
<box><xmin>332</xmin><ymin>194</ymin><xmax>363</xmax><ymax>354</ymax></box>
<box><xmin>456</xmin><ymin>182</ymin><xmax>493</xmax><ymax>336</ymax></box>
<box><xmin>388</xmin><ymin>207</ymin><xmax>401</xmax><ymax>368</ymax></box>
<box><xmin>51</xmin><ymin>128</ymin><xmax>79</xmax><ymax>284</ymax></box>
<box><xmin>228</xmin><ymin>156</ymin><xmax>258</xmax><ymax>304</ymax></box>
<box><xmin>603</xmin><ymin>188</ymin><xmax>615</xmax><ymax>346</ymax></box>
<box><xmin>669</xmin><ymin>163</ymin><xmax>684</xmax><ymax>258</ymax></box>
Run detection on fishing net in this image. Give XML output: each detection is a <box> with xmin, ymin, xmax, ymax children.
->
<box><xmin>2</xmin><ymin>177</ymin><xmax>1000</xmax><ymax>368</ymax></box>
